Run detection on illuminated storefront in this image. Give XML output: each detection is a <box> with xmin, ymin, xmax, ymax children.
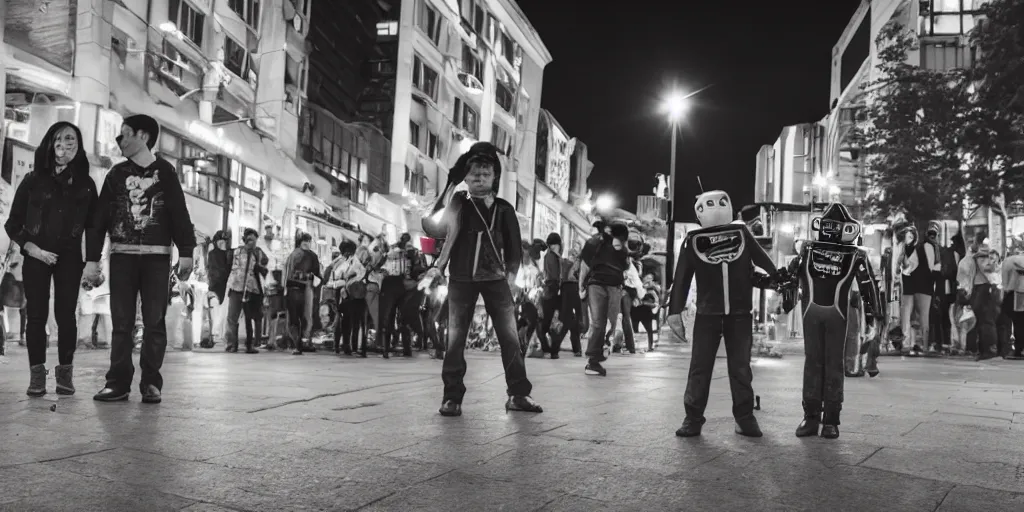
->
<box><xmin>533</xmin><ymin>202</ymin><xmax>560</xmax><ymax>241</ymax></box>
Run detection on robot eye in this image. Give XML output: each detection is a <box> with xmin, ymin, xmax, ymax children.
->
<box><xmin>696</xmin><ymin>204</ymin><xmax>704</xmax><ymax>213</ymax></box>
<box><xmin>718</xmin><ymin>198</ymin><xmax>728</xmax><ymax>207</ymax></box>
<box><xmin>844</xmin><ymin>225</ymin><xmax>855</xmax><ymax>233</ymax></box>
<box><xmin>706</xmin><ymin>200</ymin><xmax>714</xmax><ymax>207</ymax></box>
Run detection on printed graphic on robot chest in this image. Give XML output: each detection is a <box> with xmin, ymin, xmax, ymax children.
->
<box><xmin>693</xmin><ymin>229</ymin><xmax>745</xmax><ymax>264</ymax></box>
<box><xmin>809</xmin><ymin>246</ymin><xmax>855</xmax><ymax>280</ymax></box>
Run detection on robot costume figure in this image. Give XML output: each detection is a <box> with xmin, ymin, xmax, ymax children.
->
<box><xmin>784</xmin><ymin>203</ymin><xmax>882</xmax><ymax>439</ymax></box>
<box><xmin>670</xmin><ymin>191</ymin><xmax>779</xmax><ymax>438</ymax></box>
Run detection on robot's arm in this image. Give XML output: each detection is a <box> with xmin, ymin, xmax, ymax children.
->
<box><xmin>855</xmin><ymin>250</ymin><xmax>884</xmax><ymax>321</ymax></box>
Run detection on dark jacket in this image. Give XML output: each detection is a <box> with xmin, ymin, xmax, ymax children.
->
<box><xmin>206</xmin><ymin>247</ymin><xmax>231</xmax><ymax>301</ymax></box>
<box><xmin>433</xmin><ymin>192</ymin><xmax>522</xmax><ymax>282</ymax></box>
<box><xmin>543</xmin><ymin>250</ymin><xmax>561</xmax><ymax>296</ymax></box>
<box><xmin>580</xmin><ymin>232</ymin><xmax>629</xmax><ymax>287</ymax></box>
<box><xmin>5</xmin><ymin>122</ymin><xmax>97</xmax><ymax>257</ymax></box>
<box><xmin>87</xmin><ymin>156</ymin><xmax>196</xmax><ymax>260</ymax></box>
<box><xmin>669</xmin><ymin>223</ymin><xmax>777</xmax><ymax>316</ymax></box>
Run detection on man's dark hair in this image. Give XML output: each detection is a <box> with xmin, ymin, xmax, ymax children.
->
<box><xmin>123</xmin><ymin>114</ymin><xmax>160</xmax><ymax>149</ymax></box>
<box><xmin>339</xmin><ymin>240</ymin><xmax>358</xmax><ymax>256</ymax></box>
<box><xmin>295</xmin><ymin>231</ymin><xmax>313</xmax><ymax>246</ymax></box>
<box><xmin>243</xmin><ymin>228</ymin><xmax>258</xmax><ymax>239</ymax></box>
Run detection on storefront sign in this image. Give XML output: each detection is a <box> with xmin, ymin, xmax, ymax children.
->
<box><xmin>533</xmin><ymin>203</ymin><xmax>559</xmax><ymax>241</ymax></box>
<box><xmin>96</xmin><ymin>109</ymin><xmax>124</xmax><ymax>159</ymax></box>
<box><xmin>546</xmin><ymin>136</ymin><xmax>573</xmax><ymax>201</ymax></box>
<box><xmin>187</xmin><ymin>120</ymin><xmax>240</xmax><ymax>157</ymax></box>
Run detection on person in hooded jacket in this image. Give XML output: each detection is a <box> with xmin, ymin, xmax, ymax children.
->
<box><xmin>423</xmin><ymin>142</ymin><xmax>541</xmax><ymax>417</ymax></box>
<box><xmin>5</xmin><ymin>121</ymin><xmax>98</xmax><ymax>397</ymax></box>
<box><xmin>205</xmin><ymin>230</ymin><xmax>232</xmax><ymax>345</ymax></box>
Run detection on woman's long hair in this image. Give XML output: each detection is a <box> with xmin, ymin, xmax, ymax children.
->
<box><xmin>34</xmin><ymin>121</ymin><xmax>89</xmax><ymax>178</ymax></box>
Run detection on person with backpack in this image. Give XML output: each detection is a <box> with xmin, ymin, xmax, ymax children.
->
<box><xmin>223</xmin><ymin>228</ymin><xmax>269</xmax><ymax>353</ymax></box>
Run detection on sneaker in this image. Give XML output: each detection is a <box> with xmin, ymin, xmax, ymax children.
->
<box><xmin>585</xmin><ymin>362</ymin><xmax>607</xmax><ymax>376</ymax></box>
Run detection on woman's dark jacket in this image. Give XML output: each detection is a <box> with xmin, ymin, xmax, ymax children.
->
<box><xmin>5</xmin><ymin>123</ymin><xmax>98</xmax><ymax>257</ymax></box>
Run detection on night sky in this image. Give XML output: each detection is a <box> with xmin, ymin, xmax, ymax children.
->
<box><xmin>517</xmin><ymin>0</ymin><xmax>863</xmax><ymax>222</ymax></box>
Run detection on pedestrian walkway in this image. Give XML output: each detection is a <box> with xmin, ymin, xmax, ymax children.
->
<box><xmin>0</xmin><ymin>346</ymin><xmax>1022</xmax><ymax>511</ymax></box>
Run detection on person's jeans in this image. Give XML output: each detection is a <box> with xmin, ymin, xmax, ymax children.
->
<box><xmin>537</xmin><ymin>293</ymin><xmax>559</xmax><ymax>354</ymax></box>
<box><xmin>285</xmin><ymin>286</ymin><xmax>308</xmax><ymax>347</ymax></box>
<box><xmin>442</xmin><ymin>279</ymin><xmax>531</xmax><ymax>403</ymax></box>
<box><xmin>900</xmin><ymin>293</ymin><xmax>932</xmax><ymax>349</ymax></box>
<box><xmin>336</xmin><ymin>298</ymin><xmax>367</xmax><ymax>354</ymax></box>
<box><xmin>551</xmin><ymin>282</ymin><xmax>582</xmax><ymax>354</ymax></box>
<box><xmin>971</xmin><ymin>284</ymin><xmax>1000</xmax><ymax>358</ymax></box>
<box><xmin>225</xmin><ymin>290</ymin><xmax>263</xmax><ymax>349</ymax></box>
<box><xmin>106</xmin><ymin>254</ymin><xmax>171</xmax><ymax>392</ymax></box>
<box><xmin>22</xmin><ymin>253</ymin><xmax>83</xmax><ymax>367</ymax></box>
<box><xmin>684</xmin><ymin>313</ymin><xmax>756</xmax><ymax>421</ymax></box>
<box><xmin>618</xmin><ymin>294</ymin><xmax>636</xmax><ymax>353</ymax></box>
<box><xmin>585</xmin><ymin>284</ymin><xmax>622</xmax><ymax>364</ymax></box>
<box><xmin>365</xmin><ymin>282</ymin><xmax>381</xmax><ymax>330</ymax></box>
<box><xmin>378</xmin><ymin>276</ymin><xmax>410</xmax><ymax>355</ymax></box>
<box><xmin>210</xmin><ymin>294</ymin><xmax>228</xmax><ymax>341</ymax></box>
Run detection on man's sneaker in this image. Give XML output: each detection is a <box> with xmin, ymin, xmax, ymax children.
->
<box><xmin>439</xmin><ymin>400</ymin><xmax>462</xmax><ymax>417</ymax></box>
<box><xmin>141</xmin><ymin>385</ymin><xmax>162</xmax><ymax>404</ymax></box>
<box><xmin>585</xmin><ymin>362</ymin><xmax>607</xmax><ymax>376</ymax></box>
<box><xmin>27</xmin><ymin>364</ymin><xmax>48</xmax><ymax>397</ymax></box>
<box><xmin>675</xmin><ymin>416</ymin><xmax>705</xmax><ymax>437</ymax></box>
<box><xmin>505</xmin><ymin>396</ymin><xmax>543</xmax><ymax>413</ymax></box>
<box><xmin>93</xmin><ymin>387</ymin><xmax>129</xmax><ymax>402</ymax></box>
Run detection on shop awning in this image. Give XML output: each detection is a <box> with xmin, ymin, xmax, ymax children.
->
<box><xmin>108</xmin><ymin>68</ymin><xmax>307</xmax><ymax>190</ymax></box>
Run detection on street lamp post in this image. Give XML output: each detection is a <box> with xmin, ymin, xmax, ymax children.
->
<box><xmin>662</xmin><ymin>92</ymin><xmax>689</xmax><ymax>290</ymax></box>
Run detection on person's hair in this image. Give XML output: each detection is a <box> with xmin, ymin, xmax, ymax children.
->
<box><xmin>243</xmin><ymin>228</ymin><xmax>258</xmax><ymax>240</ymax></box>
<box><xmin>339</xmin><ymin>240</ymin><xmax>357</xmax><ymax>256</ymax></box>
<box><xmin>34</xmin><ymin>122</ymin><xmax>89</xmax><ymax>177</ymax></box>
<box><xmin>123</xmin><ymin>114</ymin><xmax>161</xmax><ymax>149</ymax></box>
<box><xmin>296</xmin><ymin>231</ymin><xmax>312</xmax><ymax>246</ymax></box>
<box><xmin>358</xmin><ymin>233</ymin><xmax>372</xmax><ymax>244</ymax></box>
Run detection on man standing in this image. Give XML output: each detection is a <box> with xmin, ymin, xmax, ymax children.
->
<box><xmin>204</xmin><ymin>230</ymin><xmax>231</xmax><ymax>347</ymax></box>
<box><xmin>377</xmin><ymin>233</ymin><xmax>413</xmax><ymax>358</ymax></box>
<box><xmin>87</xmin><ymin>114</ymin><xmax>196</xmax><ymax>404</ymax></box>
<box><xmin>224</xmin><ymin>228</ymin><xmax>268</xmax><ymax>353</ymax></box>
<box><xmin>579</xmin><ymin>220</ymin><xmax>631</xmax><ymax>377</ymax></box>
<box><xmin>283</xmin><ymin>232</ymin><xmax>321</xmax><ymax>354</ymax></box>
<box><xmin>551</xmin><ymin>247</ymin><xmax>583</xmax><ymax>357</ymax></box>
<box><xmin>538</xmin><ymin>233</ymin><xmax>562</xmax><ymax>357</ymax></box>
<box><xmin>423</xmin><ymin>142</ymin><xmax>540</xmax><ymax>417</ymax></box>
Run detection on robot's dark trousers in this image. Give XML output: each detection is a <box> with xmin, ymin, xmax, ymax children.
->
<box><xmin>684</xmin><ymin>313</ymin><xmax>756</xmax><ymax>421</ymax></box>
<box><xmin>802</xmin><ymin>303</ymin><xmax>846</xmax><ymax>423</ymax></box>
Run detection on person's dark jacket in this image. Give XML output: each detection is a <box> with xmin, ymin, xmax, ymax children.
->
<box><xmin>87</xmin><ymin>156</ymin><xmax>196</xmax><ymax>260</ymax></box>
<box><xmin>206</xmin><ymin>247</ymin><xmax>230</xmax><ymax>301</ymax></box>
<box><xmin>434</xmin><ymin>192</ymin><xmax>522</xmax><ymax>283</ymax></box>
<box><xmin>5</xmin><ymin>122</ymin><xmax>98</xmax><ymax>257</ymax></box>
<box><xmin>283</xmin><ymin>248</ymin><xmax>321</xmax><ymax>289</ymax></box>
<box><xmin>543</xmin><ymin>250</ymin><xmax>561</xmax><ymax>297</ymax></box>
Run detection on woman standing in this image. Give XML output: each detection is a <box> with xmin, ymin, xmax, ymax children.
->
<box><xmin>898</xmin><ymin>227</ymin><xmax>939</xmax><ymax>352</ymax></box>
<box><xmin>5</xmin><ymin>122</ymin><xmax>98</xmax><ymax>396</ymax></box>
<box><xmin>329</xmin><ymin>240</ymin><xmax>367</xmax><ymax>355</ymax></box>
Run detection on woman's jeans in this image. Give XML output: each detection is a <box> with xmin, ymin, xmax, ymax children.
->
<box><xmin>22</xmin><ymin>253</ymin><xmax>84</xmax><ymax>367</ymax></box>
<box><xmin>900</xmin><ymin>292</ymin><xmax>932</xmax><ymax>348</ymax></box>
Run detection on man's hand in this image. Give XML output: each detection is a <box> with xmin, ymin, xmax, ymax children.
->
<box><xmin>83</xmin><ymin>261</ymin><xmax>102</xmax><ymax>285</ymax></box>
<box><xmin>25</xmin><ymin>242</ymin><xmax>57</xmax><ymax>266</ymax></box>
<box><xmin>177</xmin><ymin>257</ymin><xmax>194</xmax><ymax>280</ymax></box>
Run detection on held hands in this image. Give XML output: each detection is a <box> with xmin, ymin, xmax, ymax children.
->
<box><xmin>83</xmin><ymin>261</ymin><xmax>103</xmax><ymax>286</ymax></box>
<box><xmin>25</xmin><ymin>243</ymin><xmax>57</xmax><ymax>266</ymax></box>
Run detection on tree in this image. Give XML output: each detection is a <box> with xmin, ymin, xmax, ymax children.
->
<box><xmin>967</xmin><ymin>0</ymin><xmax>1024</xmax><ymax>204</ymax></box>
<box><xmin>854</xmin><ymin>22</ymin><xmax>979</xmax><ymax>228</ymax></box>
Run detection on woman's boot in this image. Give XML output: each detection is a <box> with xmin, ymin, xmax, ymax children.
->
<box><xmin>55</xmin><ymin>364</ymin><xmax>75</xmax><ymax>395</ymax></box>
<box><xmin>820</xmin><ymin>402</ymin><xmax>842</xmax><ymax>439</ymax></box>
<box><xmin>27</xmin><ymin>364</ymin><xmax>48</xmax><ymax>397</ymax></box>
<box><xmin>795</xmin><ymin>401</ymin><xmax>821</xmax><ymax>437</ymax></box>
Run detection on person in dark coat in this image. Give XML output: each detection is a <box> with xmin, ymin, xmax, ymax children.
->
<box><xmin>205</xmin><ymin>230</ymin><xmax>231</xmax><ymax>344</ymax></box>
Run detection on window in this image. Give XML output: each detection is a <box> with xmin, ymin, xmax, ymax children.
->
<box><xmin>405</xmin><ymin>166</ymin><xmax>427</xmax><ymax>196</ymax></box>
<box><xmin>168</xmin><ymin>0</ymin><xmax>205</xmax><ymax>46</ymax></box>
<box><xmin>377</xmin><ymin>21</ymin><xmax>398</xmax><ymax>36</ymax></box>
<box><xmin>461</xmin><ymin>0</ymin><xmax>485</xmax><ymax>34</ymax></box>
<box><xmin>159</xmin><ymin>133</ymin><xmax>225</xmax><ymax>204</ymax></box>
<box><xmin>412</xmin><ymin>55</ymin><xmax>439</xmax><ymax>101</ymax></box>
<box><xmin>486</xmin><ymin>14</ymin><xmax>498</xmax><ymax>43</ymax></box>
<box><xmin>416</xmin><ymin>0</ymin><xmax>441</xmax><ymax>46</ymax></box>
<box><xmin>491</xmin><ymin>124</ymin><xmax>512</xmax><ymax>156</ymax></box>
<box><xmin>227</xmin><ymin>0</ymin><xmax>261</xmax><ymax>30</ymax></box>
<box><xmin>922</xmin><ymin>0</ymin><xmax>980</xmax><ymax>35</ymax></box>
<box><xmin>461</xmin><ymin>44</ymin><xmax>483</xmax><ymax>82</ymax></box>
<box><xmin>495</xmin><ymin>82</ymin><xmax>515</xmax><ymax>114</ymax></box>
<box><xmin>409</xmin><ymin>121</ymin><xmax>422</xmax><ymax>149</ymax></box>
<box><xmin>222</xmin><ymin>36</ymin><xmax>255</xmax><ymax>86</ymax></box>
<box><xmin>453</xmin><ymin>98</ymin><xmax>479</xmax><ymax>137</ymax></box>
<box><xmin>427</xmin><ymin>132</ymin><xmax>440</xmax><ymax>159</ymax></box>
<box><xmin>500</xmin><ymin>31</ymin><xmax>515</xmax><ymax>64</ymax></box>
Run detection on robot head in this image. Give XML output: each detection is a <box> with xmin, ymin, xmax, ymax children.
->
<box><xmin>694</xmin><ymin>190</ymin><xmax>733</xmax><ymax>227</ymax></box>
<box><xmin>811</xmin><ymin>203</ymin><xmax>861</xmax><ymax>244</ymax></box>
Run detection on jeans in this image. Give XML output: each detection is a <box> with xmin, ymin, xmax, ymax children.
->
<box><xmin>286</xmin><ymin>286</ymin><xmax>308</xmax><ymax>347</ymax></box>
<box><xmin>551</xmin><ymin>282</ymin><xmax>582</xmax><ymax>354</ymax></box>
<box><xmin>378</xmin><ymin>276</ymin><xmax>410</xmax><ymax>355</ymax></box>
<box><xmin>225</xmin><ymin>290</ymin><xmax>263</xmax><ymax>349</ymax></box>
<box><xmin>971</xmin><ymin>284</ymin><xmax>1000</xmax><ymax>357</ymax></box>
<box><xmin>684</xmin><ymin>313</ymin><xmax>756</xmax><ymax>421</ymax></box>
<box><xmin>22</xmin><ymin>253</ymin><xmax>83</xmax><ymax>367</ymax></box>
<box><xmin>537</xmin><ymin>293</ymin><xmax>559</xmax><ymax>354</ymax></box>
<box><xmin>585</xmin><ymin>284</ymin><xmax>621</xmax><ymax>364</ymax></box>
<box><xmin>335</xmin><ymin>298</ymin><xmax>367</xmax><ymax>354</ymax></box>
<box><xmin>106</xmin><ymin>254</ymin><xmax>171</xmax><ymax>392</ymax></box>
<box><xmin>618</xmin><ymin>294</ymin><xmax>636</xmax><ymax>353</ymax></box>
<box><xmin>442</xmin><ymin>279</ymin><xmax>531</xmax><ymax>403</ymax></box>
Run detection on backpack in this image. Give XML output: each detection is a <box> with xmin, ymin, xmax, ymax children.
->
<box><xmin>940</xmin><ymin>246</ymin><xmax>958</xmax><ymax>281</ymax></box>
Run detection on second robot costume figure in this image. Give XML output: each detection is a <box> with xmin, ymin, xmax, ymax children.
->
<box><xmin>670</xmin><ymin>190</ymin><xmax>778</xmax><ymax>438</ymax></box>
<box><xmin>784</xmin><ymin>203</ymin><xmax>882</xmax><ymax>439</ymax></box>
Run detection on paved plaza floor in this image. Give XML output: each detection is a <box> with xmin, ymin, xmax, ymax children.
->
<box><xmin>0</xmin><ymin>342</ymin><xmax>1022</xmax><ymax>511</ymax></box>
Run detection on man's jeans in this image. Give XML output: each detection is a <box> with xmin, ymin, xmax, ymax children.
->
<box><xmin>225</xmin><ymin>290</ymin><xmax>263</xmax><ymax>349</ymax></box>
<box><xmin>684</xmin><ymin>313</ymin><xmax>755</xmax><ymax>421</ymax></box>
<box><xmin>443</xmin><ymin>279</ymin><xmax>532</xmax><ymax>403</ymax></box>
<box><xmin>971</xmin><ymin>283</ymin><xmax>1000</xmax><ymax>357</ymax></box>
<box><xmin>106</xmin><ymin>254</ymin><xmax>171</xmax><ymax>392</ymax></box>
<box><xmin>585</xmin><ymin>284</ymin><xmax>622</xmax><ymax>364</ymax></box>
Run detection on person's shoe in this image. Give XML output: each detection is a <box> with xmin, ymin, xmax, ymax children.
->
<box><xmin>93</xmin><ymin>387</ymin><xmax>129</xmax><ymax>402</ymax></box>
<box><xmin>795</xmin><ymin>401</ymin><xmax>822</xmax><ymax>437</ymax></box>
<box><xmin>245</xmin><ymin>346</ymin><xmax>259</xmax><ymax>354</ymax></box>
<box><xmin>585</xmin><ymin>362</ymin><xmax>607</xmax><ymax>376</ymax></box>
<box><xmin>292</xmin><ymin>350</ymin><xmax>303</xmax><ymax>355</ymax></box>
<box><xmin>225</xmin><ymin>344</ymin><xmax>238</xmax><ymax>353</ymax></box>
<box><xmin>27</xmin><ymin>364</ymin><xmax>48</xmax><ymax>397</ymax></box>
<box><xmin>867</xmin><ymin>368</ymin><xmax>879</xmax><ymax>377</ymax></box>
<box><xmin>574</xmin><ymin>352</ymin><xmax>583</xmax><ymax>357</ymax></box>
<box><xmin>505</xmin><ymin>395</ymin><xmax>543</xmax><ymax>413</ymax></box>
<box><xmin>820</xmin><ymin>425</ymin><xmax>840</xmax><ymax>439</ymax></box>
<box><xmin>439</xmin><ymin>400</ymin><xmax>462</xmax><ymax>417</ymax></box>
<box><xmin>54</xmin><ymin>364</ymin><xmax>75</xmax><ymax>395</ymax></box>
<box><xmin>141</xmin><ymin>385</ymin><xmax>162</xmax><ymax>404</ymax></box>
<box><xmin>821</xmin><ymin>402</ymin><xmax>841</xmax><ymax>439</ymax></box>
<box><xmin>675</xmin><ymin>416</ymin><xmax>705</xmax><ymax>437</ymax></box>
<box><xmin>735</xmin><ymin>416</ymin><xmax>763</xmax><ymax>438</ymax></box>
<box><xmin>845</xmin><ymin>370</ymin><xmax>865</xmax><ymax>378</ymax></box>
<box><xmin>550</xmin><ymin>352</ymin><xmax>559</xmax><ymax>359</ymax></box>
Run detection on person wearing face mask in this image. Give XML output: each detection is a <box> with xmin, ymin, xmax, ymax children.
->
<box><xmin>5</xmin><ymin>121</ymin><xmax>98</xmax><ymax>397</ymax></box>
<box><xmin>578</xmin><ymin>219</ymin><xmax>631</xmax><ymax>376</ymax></box>
<box><xmin>88</xmin><ymin>114</ymin><xmax>196</xmax><ymax>404</ymax></box>
<box><xmin>204</xmin><ymin>230</ymin><xmax>232</xmax><ymax>347</ymax></box>
<box><xmin>223</xmin><ymin>228</ymin><xmax>269</xmax><ymax>353</ymax></box>
<box><xmin>422</xmin><ymin>142</ymin><xmax>541</xmax><ymax>417</ymax></box>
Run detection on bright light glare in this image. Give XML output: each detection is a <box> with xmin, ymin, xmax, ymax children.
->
<box><xmin>829</xmin><ymin>185</ymin><xmax>841</xmax><ymax>195</ymax></box>
<box><xmin>663</xmin><ymin>92</ymin><xmax>690</xmax><ymax>121</ymax></box>
<box><xmin>595</xmin><ymin>194</ymin><xmax>615</xmax><ymax>212</ymax></box>
<box><xmin>812</xmin><ymin>175</ymin><xmax>828</xmax><ymax>187</ymax></box>
<box><xmin>459</xmin><ymin>137</ymin><xmax>477</xmax><ymax>154</ymax></box>
<box><xmin>159</xmin><ymin>21</ymin><xmax>177</xmax><ymax>32</ymax></box>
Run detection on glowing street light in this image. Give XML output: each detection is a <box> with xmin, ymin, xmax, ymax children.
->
<box><xmin>594</xmin><ymin>194</ymin><xmax>616</xmax><ymax>212</ymax></box>
<box><xmin>662</xmin><ymin>92</ymin><xmax>691</xmax><ymax>122</ymax></box>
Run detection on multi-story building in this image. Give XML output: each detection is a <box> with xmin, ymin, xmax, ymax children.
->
<box><xmin>1</xmin><ymin>0</ymin><xmax>327</xmax><ymax>257</ymax></box>
<box><xmin>530</xmin><ymin>109</ymin><xmax>592</xmax><ymax>251</ymax></box>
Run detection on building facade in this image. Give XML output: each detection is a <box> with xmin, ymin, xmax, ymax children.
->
<box><xmin>0</xmin><ymin>0</ymin><xmax>329</xmax><ymax>259</ymax></box>
<box><xmin>529</xmin><ymin>109</ymin><xmax>591</xmax><ymax>252</ymax></box>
